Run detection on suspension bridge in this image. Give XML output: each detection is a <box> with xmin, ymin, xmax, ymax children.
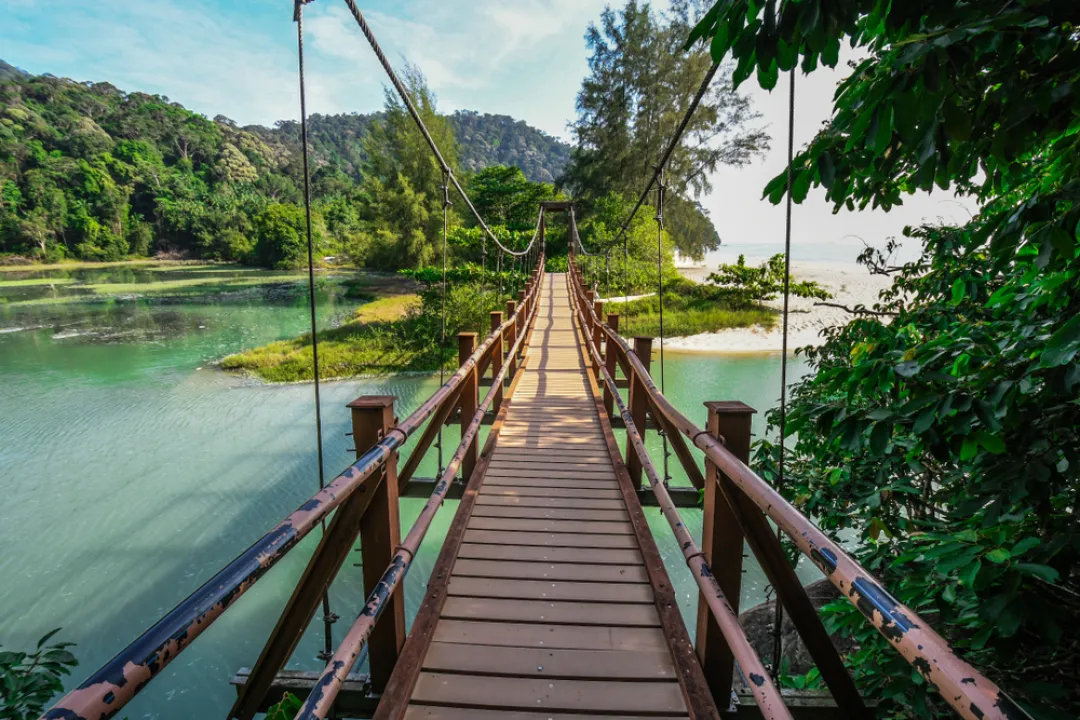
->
<box><xmin>40</xmin><ymin>3</ymin><xmax>1029</xmax><ymax>720</ymax></box>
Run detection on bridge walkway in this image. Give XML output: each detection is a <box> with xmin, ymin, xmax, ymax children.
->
<box><xmin>382</xmin><ymin>272</ymin><xmax>700</xmax><ymax>719</ymax></box>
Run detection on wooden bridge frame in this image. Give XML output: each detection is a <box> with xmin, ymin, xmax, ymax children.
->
<box><xmin>43</xmin><ymin>205</ymin><xmax>1023</xmax><ymax>720</ymax></box>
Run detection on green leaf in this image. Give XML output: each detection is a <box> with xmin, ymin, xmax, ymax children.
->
<box><xmin>960</xmin><ymin>436</ymin><xmax>979</xmax><ymax>461</ymax></box>
<box><xmin>1017</xmin><ymin>563</ymin><xmax>1059</xmax><ymax>583</ymax></box>
<box><xmin>873</xmin><ymin>104</ymin><xmax>893</xmax><ymax>155</ymax></box>
<box><xmin>943</xmin><ymin>100</ymin><xmax>972</xmax><ymax>141</ymax></box>
<box><xmin>985</xmin><ymin>548</ymin><xmax>1011</xmax><ymax>564</ymax></box>
<box><xmin>913</xmin><ymin>405</ymin><xmax>937</xmax><ymax>434</ymax></box>
<box><xmin>757</xmin><ymin>59</ymin><xmax>779</xmax><ymax>91</ymax></box>
<box><xmin>1010</xmin><ymin>537</ymin><xmax>1041</xmax><ymax>556</ymax></box>
<box><xmin>950</xmin><ymin>278</ymin><xmax>966</xmax><ymax>304</ymax></box>
<box><xmin>960</xmin><ymin>558</ymin><xmax>981</xmax><ymax>587</ymax></box>
<box><xmin>817</xmin><ymin>151</ymin><xmax>835</xmax><ymax>188</ymax></box>
<box><xmin>869</xmin><ymin>421</ymin><xmax>891</xmax><ymax>454</ymax></box>
<box><xmin>791</xmin><ymin>168</ymin><xmax>812</xmax><ymax>203</ymax></box>
<box><xmin>709</xmin><ymin>20</ymin><xmax>732</xmax><ymax>62</ymax></box>
<box><xmin>975</xmin><ymin>430</ymin><xmax>1005</xmax><ymax>454</ymax></box>
<box><xmin>1041</xmin><ymin>313</ymin><xmax>1080</xmax><ymax>367</ymax></box>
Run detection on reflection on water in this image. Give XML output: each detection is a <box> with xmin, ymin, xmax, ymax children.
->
<box><xmin>0</xmin><ymin>267</ymin><xmax>817</xmax><ymax>718</ymax></box>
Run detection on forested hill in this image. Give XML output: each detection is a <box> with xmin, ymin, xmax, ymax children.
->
<box><xmin>0</xmin><ymin>64</ymin><xmax>568</xmax><ymax>264</ymax></box>
<box><xmin>450</xmin><ymin>111</ymin><xmax>570</xmax><ymax>184</ymax></box>
<box><xmin>262</xmin><ymin>110</ymin><xmax>570</xmax><ymax>185</ymax></box>
<box><xmin>0</xmin><ymin>60</ymin><xmax>27</xmax><ymax>82</ymax></box>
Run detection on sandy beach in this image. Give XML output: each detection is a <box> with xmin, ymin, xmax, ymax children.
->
<box><xmin>667</xmin><ymin>256</ymin><xmax>893</xmax><ymax>353</ymax></box>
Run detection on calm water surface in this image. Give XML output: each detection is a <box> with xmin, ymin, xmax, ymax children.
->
<box><xmin>0</xmin><ymin>267</ymin><xmax>816</xmax><ymax>718</ymax></box>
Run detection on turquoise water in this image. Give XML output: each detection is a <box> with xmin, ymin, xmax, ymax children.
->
<box><xmin>0</xmin><ymin>267</ymin><xmax>816</xmax><ymax>718</ymax></box>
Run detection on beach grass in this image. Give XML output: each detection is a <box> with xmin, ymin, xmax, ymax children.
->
<box><xmin>605</xmin><ymin>279</ymin><xmax>776</xmax><ymax>338</ymax></box>
<box><xmin>221</xmin><ymin>294</ymin><xmax>425</xmax><ymax>382</ymax></box>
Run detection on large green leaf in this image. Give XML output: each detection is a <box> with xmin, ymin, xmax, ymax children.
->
<box><xmin>1040</xmin><ymin>313</ymin><xmax>1080</xmax><ymax>367</ymax></box>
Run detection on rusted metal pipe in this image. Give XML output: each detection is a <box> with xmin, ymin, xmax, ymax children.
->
<box><xmin>294</xmin><ymin>270</ymin><xmax>542</xmax><ymax>720</ymax></box>
<box><xmin>42</xmin><ymin>271</ymin><xmax>544</xmax><ymax>720</ymax></box>
<box><xmin>569</xmin><ymin>278</ymin><xmax>792</xmax><ymax>720</ymax></box>
<box><xmin>569</xmin><ymin>271</ymin><xmax>1027</xmax><ymax>720</ymax></box>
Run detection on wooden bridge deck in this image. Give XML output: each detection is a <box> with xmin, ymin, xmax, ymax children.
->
<box><xmin>389</xmin><ymin>273</ymin><xmax>697</xmax><ymax>719</ymax></box>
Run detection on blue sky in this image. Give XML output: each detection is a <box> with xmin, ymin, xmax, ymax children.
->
<box><xmin>1</xmin><ymin>0</ymin><xmax>976</xmax><ymax>260</ymax></box>
<box><xmin>0</xmin><ymin>0</ymin><xmax>611</xmax><ymax>139</ymax></box>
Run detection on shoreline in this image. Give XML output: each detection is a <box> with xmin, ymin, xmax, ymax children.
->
<box><xmin>664</xmin><ymin>258</ymin><xmax>891</xmax><ymax>354</ymax></box>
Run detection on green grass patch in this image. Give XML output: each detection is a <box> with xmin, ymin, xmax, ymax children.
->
<box><xmin>0</xmin><ymin>259</ymin><xmax>208</xmax><ymax>273</ymax></box>
<box><xmin>0</xmin><ymin>277</ymin><xmax>77</xmax><ymax>287</ymax></box>
<box><xmin>607</xmin><ymin>278</ymin><xmax>777</xmax><ymax>337</ymax></box>
<box><xmin>222</xmin><ymin>294</ymin><xmax>427</xmax><ymax>382</ymax></box>
<box><xmin>83</xmin><ymin>274</ymin><xmax>304</xmax><ymax>295</ymax></box>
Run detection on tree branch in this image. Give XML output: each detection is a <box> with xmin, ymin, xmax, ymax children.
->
<box><xmin>814</xmin><ymin>301</ymin><xmax>898</xmax><ymax>317</ymax></box>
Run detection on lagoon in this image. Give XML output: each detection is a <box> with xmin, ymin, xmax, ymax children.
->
<box><xmin>0</xmin><ymin>265</ymin><xmax>816</xmax><ymax>718</ymax></box>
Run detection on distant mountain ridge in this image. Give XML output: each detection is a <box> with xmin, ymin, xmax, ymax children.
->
<box><xmin>253</xmin><ymin>110</ymin><xmax>569</xmax><ymax>185</ymax></box>
<box><xmin>0</xmin><ymin>59</ymin><xmax>570</xmax><ymax>185</ymax></box>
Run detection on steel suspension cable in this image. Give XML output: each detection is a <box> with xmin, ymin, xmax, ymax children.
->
<box><xmin>655</xmin><ymin>168</ymin><xmax>671</xmax><ymax>487</ymax></box>
<box><xmin>295</xmin><ymin>0</ymin><xmax>336</xmax><ymax>662</ymax></box>
<box><xmin>771</xmin><ymin>67</ymin><xmax>797</xmax><ymax>681</ymax></box>
<box><xmin>339</xmin><ymin>0</ymin><xmax>536</xmax><ymax>259</ymax></box>
<box><xmin>437</xmin><ymin>171</ymin><xmax>450</xmax><ymax>479</ymax></box>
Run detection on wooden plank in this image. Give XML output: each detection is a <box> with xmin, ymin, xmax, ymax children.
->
<box><xmin>471</xmin><ymin>506</ymin><xmax>629</xmax><ymax>522</ymax></box>
<box><xmin>457</xmin><ymin>542</ymin><xmax>643</xmax><ymax>565</ymax></box>
<box><xmin>492</xmin><ymin>455</ymin><xmax>610</xmax><ymax>466</ymax></box>
<box><xmin>411</xmin><ymin>672</ymin><xmax>686</xmax><ymax>714</ymax></box>
<box><xmin>482</xmin><ymin>486</ymin><xmax>624</xmax><ymax>500</ymax></box>
<box><xmin>468</xmin><ymin>517</ymin><xmax>634</xmax><ymax>534</ymax></box>
<box><xmin>452</xmin><ymin>559</ymin><xmax>649</xmax><ymax>583</ymax></box>
<box><xmin>440</xmin><ymin>598</ymin><xmax>660</xmax><ymax>627</ymax></box>
<box><xmin>431</xmin><ymin>620</ymin><xmax>670</xmax><ymax>652</ymax></box>
<box><xmin>447</xmin><ymin>577</ymin><xmax>655</xmax><ymax>603</ymax></box>
<box><xmin>420</xmin><ymin>642</ymin><xmax>676</xmax><ymax>679</ymax></box>
<box><xmin>485</xmin><ymin>466</ymin><xmax>617</xmax><ymax>480</ymax></box>
<box><xmin>461</xmin><ymin>529</ymin><xmax>640</xmax><ymax>549</ymax></box>
<box><xmin>482</xmin><ymin>475</ymin><xmax>618</xmax><ymax>489</ymax></box>
<box><xmin>483</xmin><ymin>468</ymin><xmax>617</xmax><ymax>480</ymax></box>
<box><xmin>476</xmin><ymin>494</ymin><xmax>626</xmax><ymax>509</ymax></box>
<box><xmin>406</xmin><ymin>707</ymin><xmax>686</xmax><ymax>720</ymax></box>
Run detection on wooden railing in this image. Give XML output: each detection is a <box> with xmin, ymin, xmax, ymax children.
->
<box><xmin>42</xmin><ymin>255</ymin><xmax>546</xmax><ymax>720</ymax></box>
<box><xmin>567</xmin><ymin>249</ymin><xmax>1024</xmax><ymax>720</ymax></box>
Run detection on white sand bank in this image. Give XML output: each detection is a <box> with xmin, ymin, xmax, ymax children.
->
<box><xmin>668</xmin><ymin>258</ymin><xmax>892</xmax><ymax>353</ymax></box>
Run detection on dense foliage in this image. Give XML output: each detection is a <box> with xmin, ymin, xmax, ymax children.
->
<box><xmin>708</xmin><ymin>253</ymin><xmax>830</xmax><ymax>305</ymax></box>
<box><xmin>690</xmin><ymin>0</ymin><xmax>1080</xmax><ymax>716</ymax></box>
<box><xmin>563</xmin><ymin>0</ymin><xmax>770</xmax><ymax>260</ymax></box>
<box><xmin>0</xmin><ymin>630</ymin><xmax>78</xmax><ymax>720</ymax></box>
<box><xmin>0</xmin><ymin>62</ymin><xmax>568</xmax><ymax>268</ymax></box>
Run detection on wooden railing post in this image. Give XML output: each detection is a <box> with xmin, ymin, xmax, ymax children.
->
<box><xmin>349</xmin><ymin>396</ymin><xmax>405</xmax><ymax>694</ymax></box>
<box><xmin>517</xmin><ymin>291</ymin><xmax>527</xmax><ymax>355</ymax></box>
<box><xmin>626</xmin><ymin>336</ymin><xmax>653</xmax><ymax>488</ymax></box>
<box><xmin>458</xmin><ymin>332</ymin><xmax>479</xmax><ymax>482</ymax></box>
<box><xmin>698</xmin><ymin>401</ymin><xmax>755</xmax><ymax>709</ymax></box>
<box><xmin>591</xmin><ymin>299</ymin><xmax>604</xmax><ymax>380</ymax></box>
<box><xmin>490</xmin><ymin>311</ymin><xmax>504</xmax><ymax>412</ymax></box>
<box><xmin>586</xmin><ymin>290</ymin><xmax>596</xmax><ymax>336</ymax></box>
<box><xmin>505</xmin><ymin>300</ymin><xmax>518</xmax><ymax>378</ymax></box>
<box><xmin>603</xmin><ymin>313</ymin><xmax>619</xmax><ymax>417</ymax></box>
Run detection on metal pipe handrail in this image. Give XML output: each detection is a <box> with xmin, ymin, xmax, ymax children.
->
<box><xmin>41</xmin><ymin>265</ymin><xmax>545</xmax><ymax>720</ymax></box>
<box><xmin>567</xmin><ymin>262</ymin><xmax>1026</xmax><ymax>720</ymax></box>
<box><xmin>295</xmin><ymin>259</ymin><xmax>543</xmax><ymax>719</ymax></box>
<box><xmin>568</xmin><ymin>274</ymin><xmax>792</xmax><ymax>720</ymax></box>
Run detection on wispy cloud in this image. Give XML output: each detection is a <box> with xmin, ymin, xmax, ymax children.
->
<box><xmin>1</xmin><ymin>0</ymin><xmax>609</xmax><ymax>136</ymax></box>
